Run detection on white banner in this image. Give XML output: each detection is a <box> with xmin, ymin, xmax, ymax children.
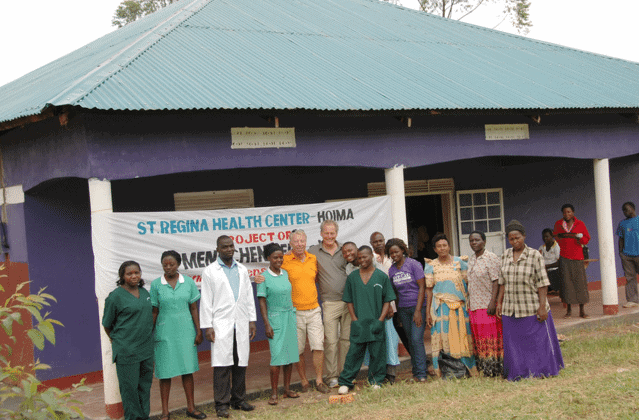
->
<box><xmin>93</xmin><ymin>196</ymin><xmax>393</xmax><ymax>299</ymax></box>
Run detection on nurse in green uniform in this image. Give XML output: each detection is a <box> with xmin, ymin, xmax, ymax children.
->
<box><xmin>150</xmin><ymin>251</ymin><xmax>205</xmax><ymax>420</ymax></box>
<box><xmin>102</xmin><ymin>261</ymin><xmax>154</xmax><ymax>420</ymax></box>
<box><xmin>337</xmin><ymin>246</ymin><xmax>396</xmax><ymax>395</ymax></box>
<box><xmin>257</xmin><ymin>243</ymin><xmax>300</xmax><ymax>406</ymax></box>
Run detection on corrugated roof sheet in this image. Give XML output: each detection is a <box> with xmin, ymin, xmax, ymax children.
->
<box><xmin>2</xmin><ymin>0</ymin><xmax>639</xmax><ymax>124</ymax></box>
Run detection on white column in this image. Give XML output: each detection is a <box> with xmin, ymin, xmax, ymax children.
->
<box><xmin>385</xmin><ymin>165</ymin><xmax>408</xmax><ymax>243</ymax></box>
<box><xmin>88</xmin><ymin>178</ymin><xmax>122</xmax><ymax>417</ymax></box>
<box><xmin>593</xmin><ymin>159</ymin><xmax>619</xmax><ymax>314</ymax></box>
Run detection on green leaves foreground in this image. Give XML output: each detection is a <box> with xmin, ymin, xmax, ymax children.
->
<box><xmin>0</xmin><ymin>267</ymin><xmax>90</xmax><ymax>419</ymax></box>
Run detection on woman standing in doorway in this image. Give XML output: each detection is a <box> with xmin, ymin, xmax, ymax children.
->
<box><xmin>151</xmin><ymin>250</ymin><xmax>205</xmax><ymax>420</ymax></box>
<box><xmin>553</xmin><ymin>204</ymin><xmax>591</xmax><ymax>318</ymax></box>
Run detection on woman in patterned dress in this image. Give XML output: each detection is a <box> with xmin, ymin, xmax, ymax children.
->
<box><xmin>424</xmin><ymin>233</ymin><xmax>477</xmax><ymax>378</ymax></box>
<box><xmin>466</xmin><ymin>231</ymin><xmax>503</xmax><ymax>377</ymax></box>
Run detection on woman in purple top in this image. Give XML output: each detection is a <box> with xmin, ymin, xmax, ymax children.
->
<box><xmin>386</xmin><ymin>238</ymin><xmax>429</xmax><ymax>381</ymax></box>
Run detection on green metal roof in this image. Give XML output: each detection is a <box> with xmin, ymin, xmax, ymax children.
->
<box><xmin>2</xmin><ymin>0</ymin><xmax>639</xmax><ymax>125</ymax></box>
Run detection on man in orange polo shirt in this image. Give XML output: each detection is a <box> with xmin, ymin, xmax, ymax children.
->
<box><xmin>282</xmin><ymin>229</ymin><xmax>330</xmax><ymax>393</ymax></box>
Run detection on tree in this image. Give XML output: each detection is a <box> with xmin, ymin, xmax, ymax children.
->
<box><xmin>417</xmin><ymin>0</ymin><xmax>532</xmax><ymax>34</ymax></box>
<box><xmin>0</xmin><ymin>265</ymin><xmax>90</xmax><ymax>419</ymax></box>
<box><xmin>112</xmin><ymin>0</ymin><xmax>177</xmax><ymax>28</ymax></box>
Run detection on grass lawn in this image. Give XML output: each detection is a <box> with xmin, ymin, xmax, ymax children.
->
<box><xmin>160</xmin><ymin>322</ymin><xmax>639</xmax><ymax>420</ymax></box>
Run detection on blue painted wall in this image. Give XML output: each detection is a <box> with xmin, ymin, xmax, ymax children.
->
<box><xmin>23</xmin><ymin>178</ymin><xmax>100</xmax><ymax>380</ymax></box>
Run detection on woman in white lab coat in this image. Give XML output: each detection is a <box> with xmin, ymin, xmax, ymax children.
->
<box><xmin>200</xmin><ymin>235</ymin><xmax>257</xmax><ymax>418</ymax></box>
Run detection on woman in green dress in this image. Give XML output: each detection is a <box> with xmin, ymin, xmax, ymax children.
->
<box><xmin>102</xmin><ymin>261</ymin><xmax>154</xmax><ymax>420</ymax></box>
<box><xmin>257</xmin><ymin>243</ymin><xmax>300</xmax><ymax>406</ymax></box>
<box><xmin>150</xmin><ymin>250</ymin><xmax>205</xmax><ymax>420</ymax></box>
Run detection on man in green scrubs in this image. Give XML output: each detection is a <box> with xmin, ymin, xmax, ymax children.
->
<box><xmin>337</xmin><ymin>246</ymin><xmax>395</xmax><ymax>394</ymax></box>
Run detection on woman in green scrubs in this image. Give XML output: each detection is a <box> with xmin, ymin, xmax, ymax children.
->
<box><xmin>103</xmin><ymin>261</ymin><xmax>154</xmax><ymax>420</ymax></box>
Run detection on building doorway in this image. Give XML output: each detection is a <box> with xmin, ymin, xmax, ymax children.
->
<box><xmin>368</xmin><ymin>178</ymin><xmax>459</xmax><ymax>258</ymax></box>
<box><xmin>406</xmin><ymin>194</ymin><xmax>443</xmax><ymax>266</ymax></box>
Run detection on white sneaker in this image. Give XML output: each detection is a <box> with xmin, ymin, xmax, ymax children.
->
<box><xmin>338</xmin><ymin>385</ymin><xmax>349</xmax><ymax>395</ymax></box>
<box><xmin>371</xmin><ymin>384</ymin><xmax>381</xmax><ymax>390</ymax></box>
<box><xmin>622</xmin><ymin>301</ymin><xmax>639</xmax><ymax>308</ymax></box>
<box><xmin>328</xmin><ymin>378</ymin><xmax>339</xmax><ymax>388</ymax></box>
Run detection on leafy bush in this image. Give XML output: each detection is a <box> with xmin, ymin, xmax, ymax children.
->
<box><xmin>0</xmin><ymin>265</ymin><xmax>90</xmax><ymax>419</ymax></box>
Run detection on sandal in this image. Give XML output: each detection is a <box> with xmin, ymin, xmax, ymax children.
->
<box><xmin>268</xmin><ymin>394</ymin><xmax>278</xmax><ymax>405</ymax></box>
<box><xmin>580</xmin><ymin>313</ymin><xmax>590</xmax><ymax>319</ymax></box>
<box><xmin>160</xmin><ymin>414</ymin><xmax>170</xmax><ymax>420</ymax></box>
<box><xmin>284</xmin><ymin>390</ymin><xmax>300</xmax><ymax>398</ymax></box>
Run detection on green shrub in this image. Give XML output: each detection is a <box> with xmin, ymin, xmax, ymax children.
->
<box><xmin>0</xmin><ymin>265</ymin><xmax>90</xmax><ymax>419</ymax></box>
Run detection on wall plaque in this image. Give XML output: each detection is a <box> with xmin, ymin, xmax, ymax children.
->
<box><xmin>485</xmin><ymin>124</ymin><xmax>529</xmax><ymax>141</ymax></box>
<box><xmin>231</xmin><ymin>127</ymin><xmax>296</xmax><ymax>149</ymax></box>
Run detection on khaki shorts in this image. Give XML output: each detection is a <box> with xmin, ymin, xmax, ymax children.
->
<box><xmin>296</xmin><ymin>306</ymin><xmax>324</xmax><ymax>353</ymax></box>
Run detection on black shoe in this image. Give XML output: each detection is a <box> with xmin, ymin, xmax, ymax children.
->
<box><xmin>186</xmin><ymin>410</ymin><xmax>207</xmax><ymax>419</ymax></box>
<box><xmin>231</xmin><ymin>401</ymin><xmax>255</xmax><ymax>412</ymax></box>
<box><xmin>383</xmin><ymin>374</ymin><xmax>395</xmax><ymax>385</ymax></box>
<box><xmin>215</xmin><ymin>409</ymin><xmax>229</xmax><ymax>418</ymax></box>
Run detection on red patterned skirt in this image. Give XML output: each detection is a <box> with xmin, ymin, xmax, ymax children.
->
<box><xmin>469</xmin><ymin>309</ymin><xmax>504</xmax><ymax>377</ymax></box>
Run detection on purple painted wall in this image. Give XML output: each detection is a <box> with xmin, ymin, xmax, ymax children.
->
<box><xmin>610</xmin><ymin>153</ymin><xmax>639</xmax><ymax>239</ymax></box>
<box><xmin>2</xmin><ymin>112</ymin><xmax>639</xmax><ymax>191</ymax></box>
<box><xmin>23</xmin><ymin>178</ymin><xmax>100</xmax><ymax>380</ymax></box>
<box><xmin>406</xmin><ymin>156</ymin><xmax>632</xmax><ymax>280</ymax></box>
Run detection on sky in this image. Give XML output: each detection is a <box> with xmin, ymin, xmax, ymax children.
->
<box><xmin>1</xmin><ymin>0</ymin><xmax>638</xmax><ymax>87</ymax></box>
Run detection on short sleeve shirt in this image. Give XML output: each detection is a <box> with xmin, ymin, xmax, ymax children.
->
<box><xmin>538</xmin><ymin>242</ymin><xmax>561</xmax><ymax>269</ymax></box>
<box><xmin>424</xmin><ymin>258</ymin><xmax>468</xmax><ymax>287</ymax></box>
<box><xmin>282</xmin><ymin>252</ymin><xmax>319</xmax><ymax>311</ymax></box>
<box><xmin>617</xmin><ymin>216</ymin><xmax>639</xmax><ymax>257</ymax></box>
<box><xmin>467</xmin><ymin>250</ymin><xmax>500</xmax><ymax>311</ymax></box>
<box><xmin>308</xmin><ymin>242</ymin><xmax>347</xmax><ymax>302</ymax></box>
<box><xmin>256</xmin><ymin>268</ymin><xmax>294</xmax><ymax>310</ymax></box>
<box><xmin>150</xmin><ymin>274</ymin><xmax>200</xmax><ymax>309</ymax></box>
<box><xmin>374</xmin><ymin>254</ymin><xmax>393</xmax><ymax>275</ymax></box>
<box><xmin>102</xmin><ymin>286</ymin><xmax>154</xmax><ymax>364</ymax></box>
<box><xmin>388</xmin><ymin>257</ymin><xmax>426</xmax><ymax>308</ymax></box>
<box><xmin>345</xmin><ymin>262</ymin><xmax>358</xmax><ymax>276</ymax></box>
<box><xmin>342</xmin><ymin>269</ymin><xmax>396</xmax><ymax>343</ymax></box>
<box><xmin>498</xmin><ymin>246</ymin><xmax>550</xmax><ymax>318</ymax></box>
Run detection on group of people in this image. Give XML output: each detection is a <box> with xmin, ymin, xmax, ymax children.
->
<box><xmin>102</xmin><ymin>251</ymin><xmax>207</xmax><ymax>420</ymax></box>
<box><xmin>538</xmin><ymin>202</ymin><xmax>639</xmax><ymax>315</ymax></box>
<box><xmin>102</xmin><ymin>200</ymin><xmax>639</xmax><ymax>420</ymax></box>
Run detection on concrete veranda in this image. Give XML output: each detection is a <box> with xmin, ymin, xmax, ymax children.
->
<box><xmin>49</xmin><ymin>285</ymin><xmax>639</xmax><ymax>419</ymax></box>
